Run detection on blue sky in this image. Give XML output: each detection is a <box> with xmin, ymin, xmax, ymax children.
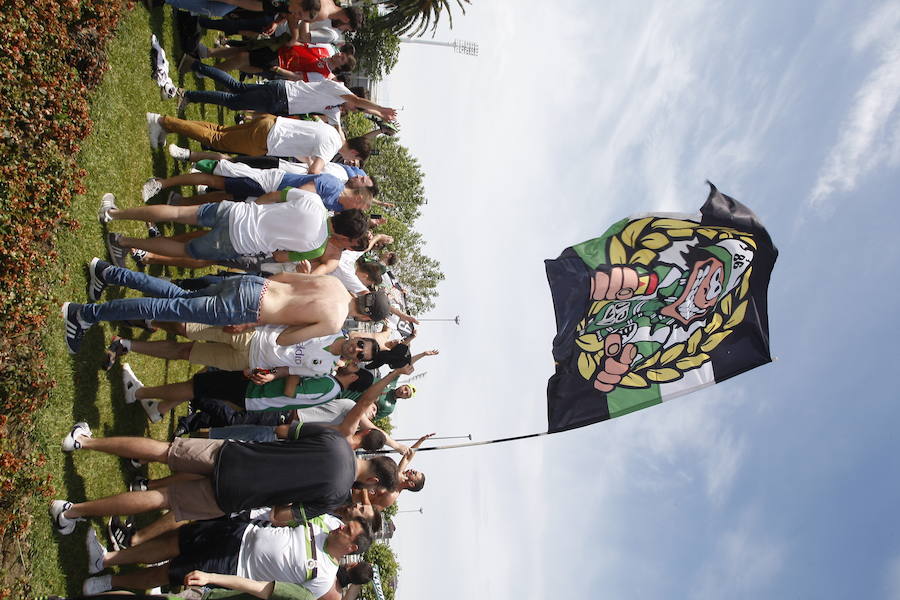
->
<box><xmin>373</xmin><ymin>1</ymin><xmax>900</xmax><ymax>598</ymax></box>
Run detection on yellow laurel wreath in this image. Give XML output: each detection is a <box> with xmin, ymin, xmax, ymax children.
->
<box><xmin>574</xmin><ymin>218</ymin><xmax>755</xmax><ymax>388</ymax></box>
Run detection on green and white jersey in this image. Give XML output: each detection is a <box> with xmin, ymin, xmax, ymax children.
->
<box><xmin>244</xmin><ymin>375</ymin><xmax>341</xmax><ymax>411</ymax></box>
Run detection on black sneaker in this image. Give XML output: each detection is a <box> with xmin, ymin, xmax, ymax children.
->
<box><xmin>87</xmin><ymin>257</ymin><xmax>111</xmax><ymax>302</ymax></box>
<box><xmin>129</xmin><ymin>476</ymin><xmax>149</xmax><ymax>492</ymax></box>
<box><xmin>147</xmin><ymin>222</ymin><xmax>162</xmax><ymax>238</ymax></box>
<box><xmin>61</xmin><ymin>302</ymin><xmax>89</xmax><ymax>354</ymax></box>
<box><xmin>102</xmin><ymin>336</ymin><xmax>129</xmax><ymax>371</ymax></box>
<box><xmin>130</xmin><ymin>248</ymin><xmax>148</xmax><ymax>267</ymax></box>
<box><xmin>106</xmin><ymin>233</ymin><xmax>127</xmax><ymax>268</ymax></box>
<box><xmin>107</xmin><ymin>515</ymin><xmax>135</xmax><ymax>551</ymax></box>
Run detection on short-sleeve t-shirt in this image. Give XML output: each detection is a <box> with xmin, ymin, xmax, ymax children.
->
<box><xmin>213</xmin><ymin>424</ymin><xmax>356</xmax><ymax>516</ymax></box>
<box><xmin>249</xmin><ymin>328</ymin><xmax>342</xmax><ymax>376</ymax></box>
<box><xmin>237</xmin><ymin>514</ymin><xmax>341</xmax><ymax>597</ymax></box>
<box><xmin>279</xmin><ymin>173</ymin><xmax>344</xmax><ymax>210</ymax></box>
<box><xmin>226</xmin><ymin>189</ymin><xmax>328</xmax><ymax>256</ymax></box>
<box><xmin>278</xmin><ymin>44</ymin><xmax>332</xmax><ymax>78</ymax></box>
<box><xmin>243</xmin><ymin>374</ymin><xmax>342</xmax><ymax>412</ymax></box>
<box><xmin>265</xmin><ymin>118</ymin><xmax>342</xmax><ymax>161</ymax></box>
<box><xmin>331</xmin><ymin>249</ymin><xmax>367</xmax><ymax>295</ymax></box>
<box><xmin>277</xmin><ymin>160</ymin><xmax>367</xmax><ymax>185</ymax></box>
<box><xmin>295</xmin><ymin>397</ymin><xmax>357</xmax><ymax>425</ymax></box>
<box><xmin>283</xmin><ymin>79</ymin><xmax>351</xmax><ymax>123</ymax></box>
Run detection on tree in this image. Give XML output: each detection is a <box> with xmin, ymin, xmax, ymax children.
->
<box><xmin>361</xmin><ymin>542</ymin><xmax>401</xmax><ymax>600</ymax></box>
<box><xmin>370</xmin><ymin>0</ymin><xmax>471</xmax><ymax>37</ymax></box>
<box><xmin>347</xmin><ymin>6</ymin><xmax>401</xmax><ymax>81</ymax></box>
<box><xmin>344</xmin><ymin>116</ymin><xmax>445</xmax><ymax>314</ymax></box>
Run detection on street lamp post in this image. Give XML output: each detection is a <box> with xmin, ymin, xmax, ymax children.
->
<box><xmin>417</xmin><ymin>315</ymin><xmax>460</xmax><ymax>325</ymax></box>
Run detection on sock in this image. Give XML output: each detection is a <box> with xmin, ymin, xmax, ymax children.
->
<box><xmin>120</xmin><ymin>339</ymin><xmax>132</xmax><ymax>351</ymax></box>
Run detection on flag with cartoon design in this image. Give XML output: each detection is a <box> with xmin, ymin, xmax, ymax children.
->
<box><xmin>544</xmin><ymin>183</ymin><xmax>778</xmax><ymax>433</ymax></box>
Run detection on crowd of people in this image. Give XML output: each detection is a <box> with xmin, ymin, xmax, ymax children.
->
<box><xmin>51</xmin><ymin>3</ymin><xmax>440</xmax><ymax>599</ymax></box>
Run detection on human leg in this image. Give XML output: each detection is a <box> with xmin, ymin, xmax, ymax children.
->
<box><xmin>64</xmin><ymin>489</ymin><xmax>171</xmax><ymax>519</ymax></box>
<box><xmin>129</xmin><ymin>510</ymin><xmax>183</xmax><ymax>546</ymax></box>
<box><xmin>109</xmin><ymin>564</ymin><xmax>171</xmax><ymax>591</ymax></box>
<box><xmin>79</xmin><ymin>271</ymin><xmax>265</xmax><ymax>326</ymax></box>
<box><xmin>108</xmin><ymin>203</ymin><xmax>201</xmax><ymax>225</ymax></box>
<box><xmin>103</xmin><ymin>530</ymin><xmax>180</xmax><ymax>568</ymax></box>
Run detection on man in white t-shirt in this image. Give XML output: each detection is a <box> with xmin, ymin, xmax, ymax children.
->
<box><xmin>106</xmin><ymin>325</ymin><xmax>380</xmax><ymax>380</ymax></box>
<box><xmin>149</xmin><ymin>112</ymin><xmax>371</xmax><ymax>173</ymax></box>
<box><xmin>100</xmin><ymin>188</ymin><xmax>369</xmax><ymax>263</ymax></box>
<box><xmin>177</xmin><ymin>60</ymin><xmax>397</xmax><ymax>126</ymax></box>
<box><xmin>83</xmin><ymin>513</ymin><xmax>371</xmax><ymax>596</ymax></box>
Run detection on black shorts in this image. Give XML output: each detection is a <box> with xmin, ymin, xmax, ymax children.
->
<box><xmin>192</xmin><ymin>370</ymin><xmax>250</xmax><ymax>406</ymax></box>
<box><xmin>168</xmin><ymin>519</ymin><xmax>248</xmax><ymax>585</ymax></box>
<box><xmin>248</xmin><ymin>46</ymin><xmax>279</xmax><ymax>69</ymax></box>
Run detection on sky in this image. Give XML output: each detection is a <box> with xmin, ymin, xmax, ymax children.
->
<box><xmin>371</xmin><ymin>1</ymin><xmax>900</xmax><ymax>598</ymax></box>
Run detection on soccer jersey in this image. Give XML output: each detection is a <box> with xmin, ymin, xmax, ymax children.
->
<box><xmin>250</xmin><ymin>329</ymin><xmax>342</xmax><ymax>376</ymax></box>
<box><xmin>244</xmin><ymin>374</ymin><xmax>342</xmax><ymax>412</ymax></box>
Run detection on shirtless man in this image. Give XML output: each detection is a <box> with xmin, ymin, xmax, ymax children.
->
<box><xmin>62</xmin><ymin>261</ymin><xmax>391</xmax><ymax>353</ymax></box>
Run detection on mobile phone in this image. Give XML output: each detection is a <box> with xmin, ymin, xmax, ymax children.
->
<box><xmin>371</xmin><ymin>214</ymin><xmax>382</xmax><ymax>220</ymax></box>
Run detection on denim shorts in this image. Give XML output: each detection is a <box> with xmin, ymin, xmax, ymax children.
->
<box><xmin>187</xmin><ymin>202</ymin><xmax>240</xmax><ymax>260</ymax></box>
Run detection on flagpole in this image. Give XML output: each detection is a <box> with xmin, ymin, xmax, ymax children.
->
<box><xmin>371</xmin><ymin>431</ymin><xmax>550</xmax><ymax>454</ymax></box>
<box><xmin>394</xmin><ymin>434</ymin><xmax>472</xmax><ymax>442</ymax></box>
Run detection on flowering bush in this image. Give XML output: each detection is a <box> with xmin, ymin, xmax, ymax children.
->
<box><xmin>0</xmin><ymin>0</ymin><xmax>131</xmax><ymax>595</ymax></box>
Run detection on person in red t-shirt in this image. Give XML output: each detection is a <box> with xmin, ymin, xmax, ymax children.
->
<box><xmin>207</xmin><ymin>38</ymin><xmax>355</xmax><ymax>81</ymax></box>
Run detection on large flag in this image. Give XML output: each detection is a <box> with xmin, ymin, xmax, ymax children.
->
<box><xmin>544</xmin><ymin>184</ymin><xmax>777</xmax><ymax>433</ymax></box>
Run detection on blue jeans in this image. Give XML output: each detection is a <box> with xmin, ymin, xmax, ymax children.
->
<box><xmin>198</xmin><ymin>14</ymin><xmax>278</xmax><ymax>34</ymax></box>
<box><xmin>185</xmin><ymin>64</ymin><xmax>289</xmax><ymax>114</ymax></box>
<box><xmin>165</xmin><ymin>0</ymin><xmax>235</xmax><ymax>17</ymax></box>
<box><xmin>80</xmin><ymin>267</ymin><xmax>265</xmax><ymax>325</ymax></box>
<box><xmin>186</xmin><ymin>202</ymin><xmax>242</xmax><ymax>260</ymax></box>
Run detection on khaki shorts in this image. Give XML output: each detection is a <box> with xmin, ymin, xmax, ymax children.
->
<box><xmin>166</xmin><ymin>438</ymin><xmax>226</xmax><ymax>522</ymax></box>
<box><xmin>184</xmin><ymin>323</ymin><xmax>255</xmax><ymax>371</ymax></box>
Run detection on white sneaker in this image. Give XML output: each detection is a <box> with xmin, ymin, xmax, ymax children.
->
<box><xmin>146</xmin><ymin>112</ymin><xmax>166</xmax><ymax>149</ymax></box>
<box><xmin>86</xmin><ymin>528</ymin><xmax>108</xmax><ymax>574</ymax></box>
<box><xmin>142</xmin><ymin>177</ymin><xmax>163</xmax><ymax>203</ymax></box>
<box><xmin>121</xmin><ymin>363</ymin><xmax>143</xmax><ymax>405</ymax></box>
<box><xmin>61</xmin><ymin>422</ymin><xmax>92</xmax><ymax>452</ymax></box>
<box><xmin>49</xmin><ymin>500</ymin><xmax>82</xmax><ymax>535</ymax></box>
<box><xmin>196</xmin><ymin>184</ymin><xmax>208</xmax><ymax>195</ymax></box>
<box><xmin>168</xmin><ymin>143</ymin><xmax>191</xmax><ymax>161</ymax></box>
<box><xmin>98</xmin><ymin>192</ymin><xmax>117</xmax><ymax>225</ymax></box>
<box><xmin>83</xmin><ymin>574</ymin><xmax>112</xmax><ymax>595</ymax></box>
<box><xmin>141</xmin><ymin>398</ymin><xmax>162</xmax><ymax>424</ymax></box>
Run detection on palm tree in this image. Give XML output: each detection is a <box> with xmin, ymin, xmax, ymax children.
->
<box><xmin>370</xmin><ymin>0</ymin><xmax>470</xmax><ymax>37</ymax></box>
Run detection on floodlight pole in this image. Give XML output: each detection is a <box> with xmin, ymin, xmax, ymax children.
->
<box><xmin>399</xmin><ymin>38</ymin><xmax>479</xmax><ymax>57</ymax></box>
<box><xmin>417</xmin><ymin>315</ymin><xmax>460</xmax><ymax>325</ymax></box>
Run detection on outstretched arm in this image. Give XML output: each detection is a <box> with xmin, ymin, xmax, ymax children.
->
<box><xmin>411</xmin><ymin>349</ymin><xmax>439</xmax><ymax>364</ymax></box>
<box><xmin>397</xmin><ymin>433</ymin><xmax>436</xmax><ymax>471</ymax></box>
<box><xmin>183</xmin><ymin>571</ymin><xmax>279</xmax><ymax>599</ymax></box>
<box><xmin>334</xmin><ymin>365</ymin><xmax>414</xmax><ymax>438</ymax></box>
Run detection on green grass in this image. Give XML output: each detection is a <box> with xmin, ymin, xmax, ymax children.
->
<box><xmin>24</xmin><ymin>6</ymin><xmax>221</xmax><ymax>596</ymax></box>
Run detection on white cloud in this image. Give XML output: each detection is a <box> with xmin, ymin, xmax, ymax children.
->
<box><xmin>808</xmin><ymin>3</ymin><xmax>900</xmax><ymax>211</ymax></box>
<box><xmin>689</xmin><ymin>509</ymin><xmax>787</xmax><ymax>600</ymax></box>
<box><xmin>883</xmin><ymin>554</ymin><xmax>900</xmax><ymax>600</ymax></box>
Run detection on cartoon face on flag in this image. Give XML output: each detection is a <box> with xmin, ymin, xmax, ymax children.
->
<box><xmin>544</xmin><ymin>184</ymin><xmax>777</xmax><ymax>433</ymax></box>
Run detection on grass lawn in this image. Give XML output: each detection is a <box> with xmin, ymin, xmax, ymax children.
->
<box><xmin>22</xmin><ymin>6</ymin><xmax>222</xmax><ymax>597</ymax></box>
